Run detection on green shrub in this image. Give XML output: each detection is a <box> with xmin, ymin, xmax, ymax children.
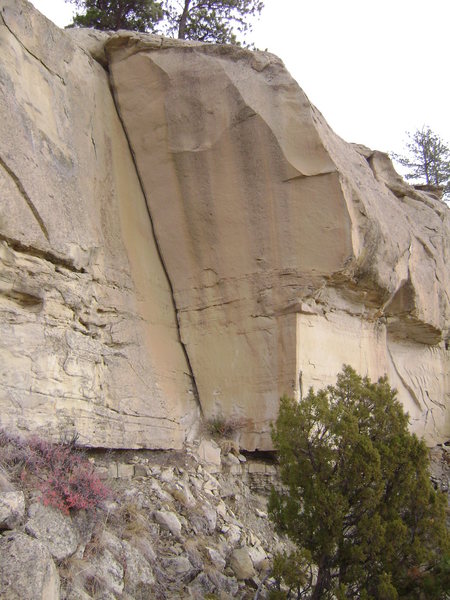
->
<box><xmin>269</xmin><ymin>366</ymin><xmax>449</xmax><ymax>600</ymax></box>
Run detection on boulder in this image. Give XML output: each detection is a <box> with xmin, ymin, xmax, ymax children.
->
<box><xmin>229</xmin><ymin>546</ymin><xmax>256</xmax><ymax>580</ymax></box>
<box><xmin>0</xmin><ymin>469</ymin><xmax>15</xmax><ymax>493</ymax></box>
<box><xmin>25</xmin><ymin>502</ymin><xmax>78</xmax><ymax>560</ymax></box>
<box><xmin>0</xmin><ymin>491</ymin><xmax>25</xmax><ymax>530</ymax></box>
<box><xmin>0</xmin><ymin>532</ymin><xmax>60</xmax><ymax>599</ymax></box>
<box><xmin>106</xmin><ymin>31</ymin><xmax>449</xmax><ymax>449</ymax></box>
<box><xmin>153</xmin><ymin>510</ymin><xmax>182</xmax><ymax>537</ymax></box>
<box><xmin>206</xmin><ymin>546</ymin><xmax>226</xmax><ymax>571</ymax></box>
<box><xmin>248</xmin><ymin>545</ymin><xmax>268</xmax><ymax>570</ymax></box>
<box><xmin>162</xmin><ymin>556</ymin><xmax>194</xmax><ymax>582</ymax></box>
<box><xmin>201</xmin><ymin>504</ymin><xmax>218</xmax><ymax>534</ymax></box>
<box><xmin>90</xmin><ymin>548</ymin><xmax>124</xmax><ymax>595</ymax></box>
<box><xmin>198</xmin><ymin>439</ymin><xmax>222</xmax><ymax>470</ymax></box>
<box><xmin>122</xmin><ymin>539</ymin><xmax>155</xmax><ymax>594</ymax></box>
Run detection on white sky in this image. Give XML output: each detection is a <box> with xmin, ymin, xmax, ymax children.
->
<box><xmin>30</xmin><ymin>0</ymin><xmax>450</xmax><ymax>154</ymax></box>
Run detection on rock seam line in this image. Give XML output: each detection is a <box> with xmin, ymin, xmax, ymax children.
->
<box><xmin>0</xmin><ymin>11</ymin><xmax>66</xmax><ymax>85</ymax></box>
<box><xmin>0</xmin><ymin>157</ymin><xmax>50</xmax><ymax>242</ymax></box>
<box><xmin>105</xmin><ymin>61</ymin><xmax>204</xmax><ymax>420</ymax></box>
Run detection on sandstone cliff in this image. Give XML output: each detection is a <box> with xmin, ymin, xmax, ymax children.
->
<box><xmin>1</xmin><ymin>0</ymin><xmax>448</xmax><ymax>450</ymax></box>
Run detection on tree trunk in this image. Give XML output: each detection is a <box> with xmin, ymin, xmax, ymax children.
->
<box><xmin>177</xmin><ymin>0</ymin><xmax>191</xmax><ymax>39</ymax></box>
<box><xmin>311</xmin><ymin>558</ymin><xmax>330</xmax><ymax>600</ymax></box>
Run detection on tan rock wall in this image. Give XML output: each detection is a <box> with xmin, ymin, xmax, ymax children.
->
<box><xmin>0</xmin><ymin>0</ymin><xmax>198</xmax><ymax>448</ymax></box>
<box><xmin>106</xmin><ymin>34</ymin><xmax>449</xmax><ymax>447</ymax></box>
<box><xmin>0</xmin><ymin>2</ymin><xmax>448</xmax><ymax>450</ymax></box>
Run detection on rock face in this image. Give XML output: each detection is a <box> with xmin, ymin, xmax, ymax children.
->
<box><xmin>106</xmin><ymin>33</ymin><xmax>449</xmax><ymax>447</ymax></box>
<box><xmin>1</xmin><ymin>0</ymin><xmax>448</xmax><ymax>450</ymax></box>
<box><xmin>0</xmin><ymin>0</ymin><xmax>199</xmax><ymax>448</ymax></box>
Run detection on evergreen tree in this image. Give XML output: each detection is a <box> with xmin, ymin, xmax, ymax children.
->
<box><xmin>269</xmin><ymin>366</ymin><xmax>448</xmax><ymax>600</ymax></box>
<box><xmin>66</xmin><ymin>0</ymin><xmax>163</xmax><ymax>32</ymax></box>
<box><xmin>161</xmin><ymin>0</ymin><xmax>264</xmax><ymax>44</ymax></box>
<box><xmin>392</xmin><ymin>127</ymin><xmax>450</xmax><ymax>200</ymax></box>
<box><xmin>65</xmin><ymin>0</ymin><xmax>264</xmax><ymax>45</ymax></box>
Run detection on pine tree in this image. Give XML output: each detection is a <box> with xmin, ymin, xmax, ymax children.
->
<box><xmin>269</xmin><ymin>366</ymin><xmax>449</xmax><ymax>599</ymax></box>
<box><xmin>392</xmin><ymin>127</ymin><xmax>450</xmax><ymax>200</ymax></box>
<box><xmin>161</xmin><ymin>0</ymin><xmax>264</xmax><ymax>45</ymax></box>
<box><xmin>66</xmin><ymin>0</ymin><xmax>163</xmax><ymax>32</ymax></box>
<box><xmin>65</xmin><ymin>0</ymin><xmax>264</xmax><ymax>45</ymax></box>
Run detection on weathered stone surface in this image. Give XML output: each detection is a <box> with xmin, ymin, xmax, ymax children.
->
<box><xmin>0</xmin><ymin>469</ymin><xmax>15</xmax><ymax>493</ymax></box>
<box><xmin>198</xmin><ymin>439</ymin><xmax>222</xmax><ymax>468</ymax></box>
<box><xmin>1</xmin><ymin>0</ymin><xmax>448</xmax><ymax>451</ymax></box>
<box><xmin>229</xmin><ymin>546</ymin><xmax>256</xmax><ymax>580</ymax></box>
<box><xmin>106</xmin><ymin>32</ymin><xmax>449</xmax><ymax>447</ymax></box>
<box><xmin>248</xmin><ymin>545</ymin><xmax>267</xmax><ymax>570</ymax></box>
<box><xmin>122</xmin><ymin>539</ymin><xmax>155</xmax><ymax>594</ymax></box>
<box><xmin>0</xmin><ymin>450</ymin><xmax>288</xmax><ymax>599</ymax></box>
<box><xmin>90</xmin><ymin>547</ymin><xmax>124</xmax><ymax>595</ymax></box>
<box><xmin>0</xmin><ymin>0</ymin><xmax>198</xmax><ymax>449</ymax></box>
<box><xmin>0</xmin><ymin>491</ymin><xmax>25</xmax><ymax>530</ymax></box>
<box><xmin>206</xmin><ymin>545</ymin><xmax>226</xmax><ymax>570</ymax></box>
<box><xmin>25</xmin><ymin>502</ymin><xmax>78</xmax><ymax>560</ymax></box>
<box><xmin>153</xmin><ymin>509</ymin><xmax>182</xmax><ymax>537</ymax></box>
<box><xmin>0</xmin><ymin>532</ymin><xmax>60</xmax><ymax>599</ymax></box>
<box><xmin>163</xmin><ymin>556</ymin><xmax>194</xmax><ymax>581</ymax></box>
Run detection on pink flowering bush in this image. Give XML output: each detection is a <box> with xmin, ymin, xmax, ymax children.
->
<box><xmin>0</xmin><ymin>430</ymin><xmax>110</xmax><ymax>514</ymax></box>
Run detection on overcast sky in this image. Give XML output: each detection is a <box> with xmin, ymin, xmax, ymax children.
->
<box><xmin>30</xmin><ymin>0</ymin><xmax>450</xmax><ymax>155</ymax></box>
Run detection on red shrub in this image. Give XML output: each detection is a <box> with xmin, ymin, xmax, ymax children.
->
<box><xmin>0</xmin><ymin>431</ymin><xmax>110</xmax><ymax>514</ymax></box>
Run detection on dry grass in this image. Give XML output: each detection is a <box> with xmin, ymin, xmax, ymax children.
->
<box><xmin>205</xmin><ymin>416</ymin><xmax>252</xmax><ymax>439</ymax></box>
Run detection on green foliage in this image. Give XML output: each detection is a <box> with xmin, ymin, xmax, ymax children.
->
<box><xmin>65</xmin><ymin>0</ymin><xmax>264</xmax><ymax>45</ymax></box>
<box><xmin>392</xmin><ymin>126</ymin><xmax>450</xmax><ymax>200</ymax></box>
<box><xmin>66</xmin><ymin>0</ymin><xmax>163</xmax><ymax>32</ymax></box>
<box><xmin>269</xmin><ymin>366</ymin><xmax>448</xmax><ymax>600</ymax></box>
<box><xmin>161</xmin><ymin>0</ymin><xmax>264</xmax><ymax>45</ymax></box>
<box><xmin>268</xmin><ymin>549</ymin><xmax>313</xmax><ymax>599</ymax></box>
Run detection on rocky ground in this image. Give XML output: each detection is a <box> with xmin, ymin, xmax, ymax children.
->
<box><xmin>0</xmin><ymin>437</ymin><xmax>292</xmax><ymax>599</ymax></box>
<box><xmin>1</xmin><ymin>433</ymin><xmax>448</xmax><ymax>600</ymax></box>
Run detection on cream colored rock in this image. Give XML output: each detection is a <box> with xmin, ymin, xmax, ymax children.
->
<box><xmin>198</xmin><ymin>439</ymin><xmax>222</xmax><ymax>468</ymax></box>
<box><xmin>0</xmin><ymin>491</ymin><xmax>25</xmax><ymax>530</ymax></box>
<box><xmin>106</xmin><ymin>33</ymin><xmax>449</xmax><ymax>447</ymax></box>
<box><xmin>229</xmin><ymin>546</ymin><xmax>255</xmax><ymax>580</ymax></box>
<box><xmin>0</xmin><ymin>0</ymin><xmax>199</xmax><ymax>448</ymax></box>
<box><xmin>1</xmin><ymin>1</ymin><xmax>448</xmax><ymax>451</ymax></box>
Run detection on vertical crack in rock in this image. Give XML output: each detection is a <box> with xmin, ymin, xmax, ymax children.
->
<box><xmin>0</xmin><ymin>157</ymin><xmax>50</xmax><ymax>242</ymax></box>
<box><xmin>105</xmin><ymin>69</ymin><xmax>203</xmax><ymax>418</ymax></box>
<box><xmin>0</xmin><ymin>12</ymin><xmax>66</xmax><ymax>85</ymax></box>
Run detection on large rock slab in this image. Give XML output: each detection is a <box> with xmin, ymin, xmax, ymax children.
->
<box><xmin>0</xmin><ymin>532</ymin><xmax>60</xmax><ymax>600</ymax></box>
<box><xmin>25</xmin><ymin>503</ymin><xmax>78</xmax><ymax>560</ymax></box>
<box><xmin>106</xmin><ymin>33</ymin><xmax>449</xmax><ymax>447</ymax></box>
<box><xmin>0</xmin><ymin>0</ymin><xmax>199</xmax><ymax>448</ymax></box>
